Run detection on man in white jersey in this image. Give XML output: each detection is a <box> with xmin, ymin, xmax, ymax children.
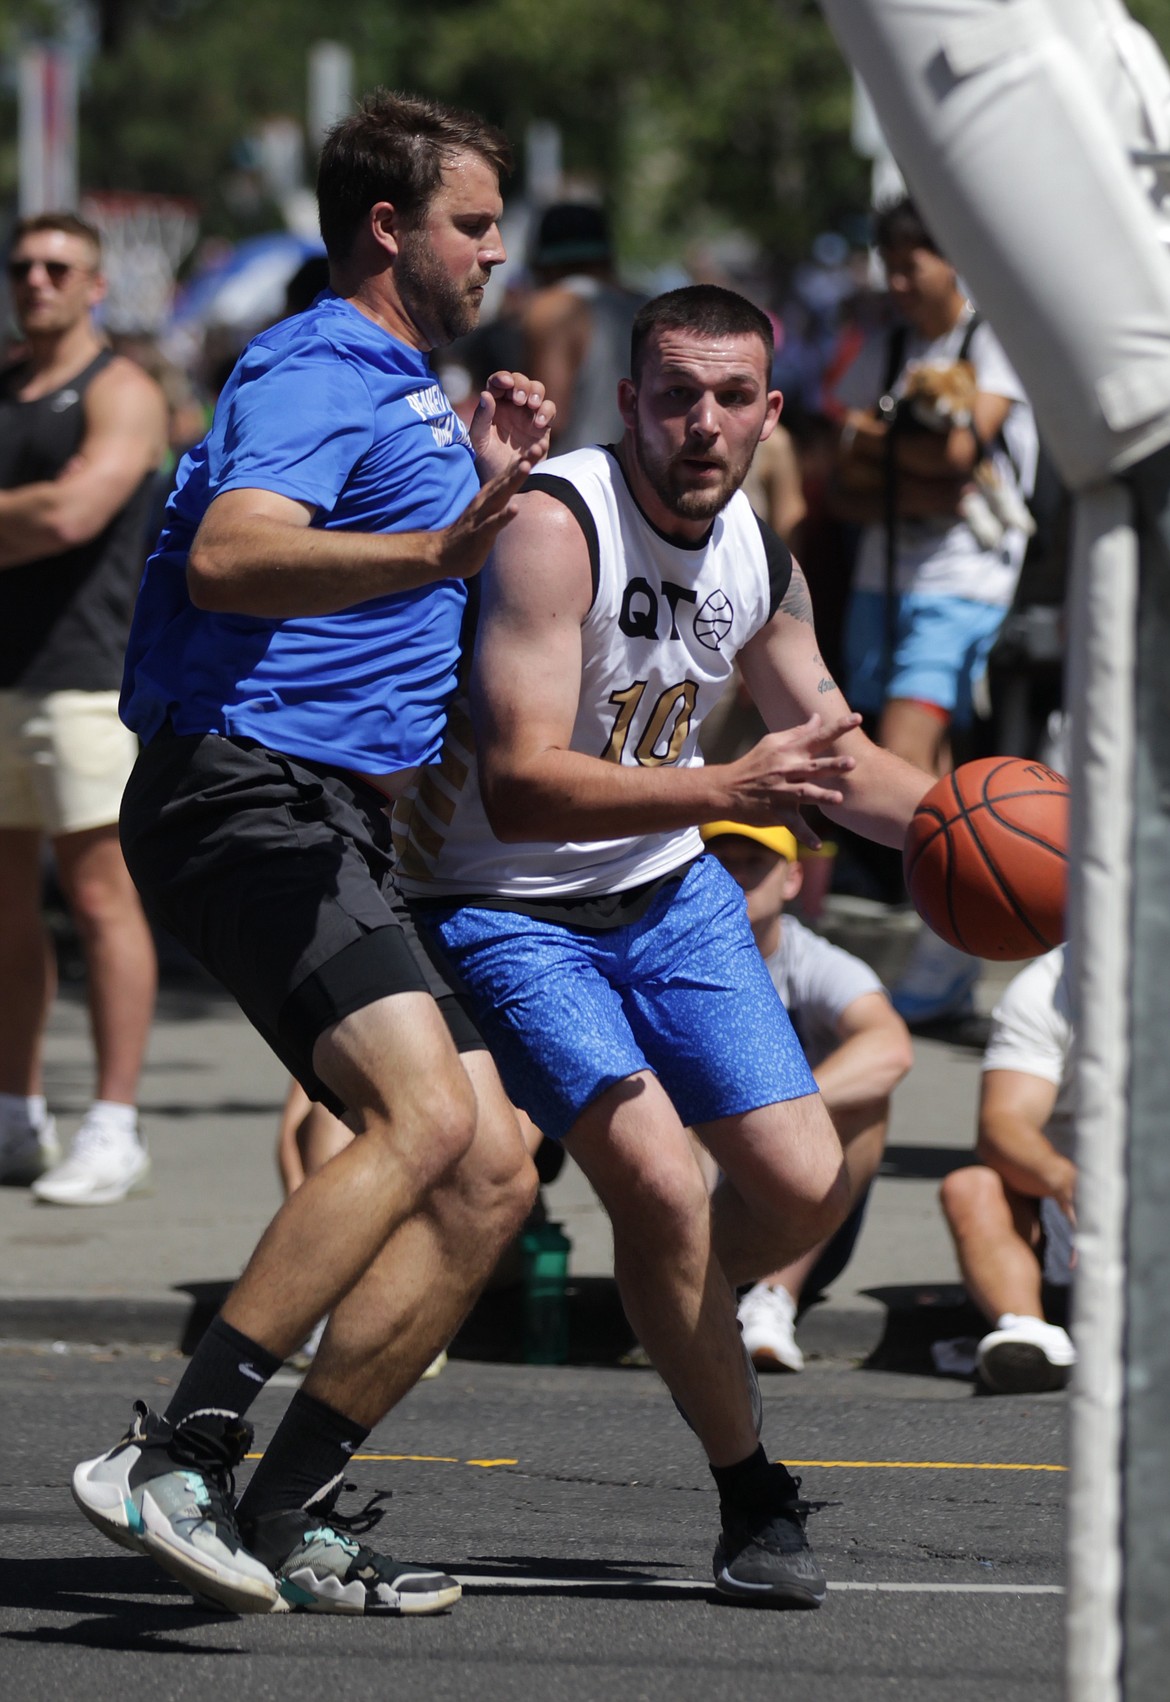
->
<box><xmin>939</xmin><ymin>946</ymin><xmax>1077</xmax><ymax>1394</ymax></box>
<box><xmin>400</xmin><ymin>285</ymin><xmax>933</xmax><ymax>1608</ymax></box>
<box><xmin>699</xmin><ymin>820</ymin><xmax>913</xmax><ymax>1372</ymax></box>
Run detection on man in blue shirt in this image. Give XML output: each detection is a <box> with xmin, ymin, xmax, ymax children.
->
<box><xmin>72</xmin><ymin>89</ymin><xmax>553</xmax><ymax>1620</ymax></box>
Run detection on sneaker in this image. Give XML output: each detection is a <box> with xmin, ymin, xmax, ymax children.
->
<box><xmin>976</xmin><ymin>1315</ymin><xmax>1076</xmax><ymax>1394</ymax></box>
<box><xmin>0</xmin><ymin>1114</ymin><xmax>60</xmax><ymax>1185</ymax></box>
<box><xmin>891</xmin><ymin>929</ymin><xmax>980</xmax><ymax>1026</ymax></box>
<box><xmin>72</xmin><ymin>1401</ymin><xmax>279</xmax><ymax>1615</ymax></box>
<box><xmin>738</xmin><ymin>1283</ymin><xmax>804</xmax><ymax>1373</ymax></box>
<box><xmin>32</xmin><ymin>1115</ymin><xmax>150</xmax><ymax>1206</ymax></box>
<box><xmin>242</xmin><ymin>1485</ymin><xmax>462</xmax><ymax>1615</ymax></box>
<box><xmin>713</xmin><ymin>1464</ymin><xmax>829</xmax><ymax>1608</ymax></box>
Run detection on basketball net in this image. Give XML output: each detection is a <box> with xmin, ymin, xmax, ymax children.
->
<box><xmin>81</xmin><ymin>191</ymin><xmax>199</xmax><ymax>336</ymax></box>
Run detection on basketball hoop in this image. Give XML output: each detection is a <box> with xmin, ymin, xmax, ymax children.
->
<box><xmin>81</xmin><ymin>191</ymin><xmax>200</xmax><ymax>336</ymax></box>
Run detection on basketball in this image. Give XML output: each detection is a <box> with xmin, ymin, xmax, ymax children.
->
<box><xmin>903</xmin><ymin>757</ymin><xmax>1069</xmax><ymax>960</ymax></box>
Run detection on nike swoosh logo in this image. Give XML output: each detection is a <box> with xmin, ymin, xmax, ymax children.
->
<box><xmin>340</xmin><ymin>1441</ymin><xmax>355</xmax><ymax>1454</ymax></box>
<box><xmin>239</xmin><ymin>1361</ymin><xmax>267</xmax><ymax>1383</ymax></box>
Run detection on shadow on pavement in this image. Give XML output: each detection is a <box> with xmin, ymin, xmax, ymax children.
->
<box><xmin>0</xmin><ymin>1555</ymin><xmax>245</xmax><ymax>1652</ymax></box>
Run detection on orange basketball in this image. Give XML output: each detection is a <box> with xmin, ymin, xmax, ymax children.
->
<box><xmin>903</xmin><ymin>757</ymin><xmax>1069</xmax><ymax>959</ymax></box>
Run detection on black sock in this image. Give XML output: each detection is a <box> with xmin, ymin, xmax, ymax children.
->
<box><xmin>236</xmin><ymin>1388</ymin><xmax>370</xmax><ymax>1525</ymax></box>
<box><xmin>710</xmin><ymin>1445</ymin><xmax>795</xmax><ymax>1516</ymax></box>
<box><xmin>164</xmin><ymin>1316</ymin><xmax>284</xmax><ymax>1428</ymax></box>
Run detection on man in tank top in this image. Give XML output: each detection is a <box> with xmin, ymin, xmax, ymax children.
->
<box><xmin>0</xmin><ymin>212</ymin><xmax>166</xmax><ymax>1206</ymax></box>
<box><xmin>401</xmin><ymin>285</ymin><xmax>934</xmax><ymax>1608</ymax></box>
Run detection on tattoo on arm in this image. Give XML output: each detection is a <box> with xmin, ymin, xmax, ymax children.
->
<box><xmin>779</xmin><ymin>562</ymin><xmax>814</xmax><ymax>626</ymax></box>
<box><xmin>817</xmin><ymin>676</ymin><xmax>836</xmax><ymax>694</ymax></box>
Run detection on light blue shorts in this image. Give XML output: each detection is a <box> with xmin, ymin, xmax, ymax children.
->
<box><xmin>844</xmin><ymin>589</ymin><xmax>1007</xmax><ymax>725</ymax></box>
<box><xmin>418</xmin><ymin>855</ymin><xmax>818</xmax><ymax>1143</ymax></box>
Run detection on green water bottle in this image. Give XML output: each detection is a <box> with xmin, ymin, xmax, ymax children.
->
<box><xmin>521</xmin><ymin>1220</ymin><xmax>571</xmax><ymax>1364</ymax></box>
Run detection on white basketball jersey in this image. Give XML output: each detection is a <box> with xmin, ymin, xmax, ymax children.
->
<box><xmin>394</xmin><ymin>445</ymin><xmax>791</xmax><ymax>900</ymax></box>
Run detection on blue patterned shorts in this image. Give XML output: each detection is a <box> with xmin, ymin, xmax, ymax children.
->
<box><xmin>419</xmin><ymin>854</ymin><xmax>818</xmax><ymax>1142</ymax></box>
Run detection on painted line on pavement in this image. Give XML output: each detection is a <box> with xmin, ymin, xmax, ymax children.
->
<box><xmin>453</xmin><ymin>1574</ymin><xmax>1063</xmax><ymax>1596</ymax></box>
<box><xmin>246</xmin><ymin>1452</ymin><xmax>1062</xmax><ymax>1473</ymax></box>
<box><xmin>782</xmin><ymin>1459</ymin><xmax>1067</xmax><ymax>1472</ymax></box>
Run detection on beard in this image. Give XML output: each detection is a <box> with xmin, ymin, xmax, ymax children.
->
<box><xmin>395</xmin><ymin>229</ymin><xmax>486</xmax><ymax>348</ymax></box>
<box><xmin>631</xmin><ymin>416</ymin><xmax>755</xmax><ymax>522</ymax></box>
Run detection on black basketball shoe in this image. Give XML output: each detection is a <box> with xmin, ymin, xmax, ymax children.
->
<box><xmin>713</xmin><ymin>1463</ymin><xmax>832</xmax><ymax>1609</ymax></box>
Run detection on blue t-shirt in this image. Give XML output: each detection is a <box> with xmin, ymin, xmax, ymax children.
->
<box><xmin>120</xmin><ymin>292</ymin><xmax>478</xmax><ymax>772</ymax></box>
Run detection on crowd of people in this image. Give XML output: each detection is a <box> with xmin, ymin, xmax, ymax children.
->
<box><xmin>1</xmin><ymin>85</ymin><xmax>1075</xmax><ymax>1623</ymax></box>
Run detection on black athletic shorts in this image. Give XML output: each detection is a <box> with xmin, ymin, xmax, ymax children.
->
<box><xmin>120</xmin><ymin>730</ymin><xmax>485</xmax><ymax>1116</ymax></box>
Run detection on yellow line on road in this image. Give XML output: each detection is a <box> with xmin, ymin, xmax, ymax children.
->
<box><xmin>245</xmin><ymin>1452</ymin><xmax>1061</xmax><ymax>1472</ymax></box>
<box><xmin>782</xmin><ymin>1459</ymin><xmax>1066</xmax><ymax>1472</ymax></box>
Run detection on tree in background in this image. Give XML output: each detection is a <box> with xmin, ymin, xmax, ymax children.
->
<box><xmin>2</xmin><ymin>0</ymin><xmax>865</xmax><ymax>274</ymax></box>
<box><xmin>4</xmin><ymin>0</ymin><xmax>1170</xmax><ymax>275</ymax></box>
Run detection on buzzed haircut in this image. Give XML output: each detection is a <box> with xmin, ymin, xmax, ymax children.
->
<box><xmin>316</xmin><ymin>87</ymin><xmax>512</xmax><ymax>263</ymax></box>
<box><xmin>630</xmin><ymin>285</ymin><xmax>774</xmax><ymax>383</ymax></box>
<box><xmin>873</xmin><ymin>196</ymin><xmax>941</xmax><ymax>257</ymax></box>
<box><xmin>11</xmin><ymin>211</ymin><xmax>102</xmax><ymax>262</ymax></box>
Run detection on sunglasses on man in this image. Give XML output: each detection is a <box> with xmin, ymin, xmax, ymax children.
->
<box><xmin>7</xmin><ymin>259</ymin><xmax>91</xmax><ymax>286</ymax></box>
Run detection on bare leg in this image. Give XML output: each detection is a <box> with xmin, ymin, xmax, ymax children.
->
<box><xmin>878</xmin><ymin>696</ymin><xmax>950</xmax><ymax>777</ymax></box>
<box><xmin>702</xmin><ymin>1091</ymin><xmax>850</xmax><ymax>1288</ymax></box>
<box><xmin>939</xmin><ymin>1165</ymin><xmax>1044</xmax><ymax>1324</ymax></box>
<box><xmin>565</xmin><ymin>1071</ymin><xmax>758</xmax><ymax>1467</ymax></box>
<box><xmin>220</xmin><ymin>992</ymin><xmax>478</xmax><ymax>1360</ymax></box>
<box><xmin>303</xmin><ymin>1051</ymin><xmax>537</xmax><ymax>1425</ymax></box>
<box><xmin>0</xmin><ymin>829</ymin><xmax>53</xmax><ymax>1097</ymax></box>
<box><xmin>275</xmin><ymin>1079</ymin><xmax>312</xmax><ymax>1195</ymax></box>
<box><xmin>53</xmin><ymin>825</ymin><xmax>157</xmax><ymax>1106</ymax></box>
<box><xmin>753</xmin><ymin>1101</ymin><xmax>889</xmax><ymax>1303</ymax></box>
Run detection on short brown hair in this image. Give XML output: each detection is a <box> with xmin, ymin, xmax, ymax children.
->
<box><xmin>630</xmin><ymin>285</ymin><xmax>774</xmax><ymax>384</ymax></box>
<box><xmin>316</xmin><ymin>88</ymin><xmax>512</xmax><ymax>263</ymax></box>
<box><xmin>11</xmin><ymin>211</ymin><xmax>102</xmax><ymax>264</ymax></box>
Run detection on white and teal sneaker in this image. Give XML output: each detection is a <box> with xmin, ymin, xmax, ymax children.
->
<box><xmin>243</xmin><ymin>1488</ymin><xmax>462</xmax><ymax>1615</ymax></box>
<box><xmin>72</xmin><ymin>1401</ymin><xmax>279</xmax><ymax>1615</ymax></box>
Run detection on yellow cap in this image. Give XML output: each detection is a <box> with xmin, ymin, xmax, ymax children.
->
<box><xmin>700</xmin><ymin>820</ymin><xmax>798</xmax><ymax>860</ymax></box>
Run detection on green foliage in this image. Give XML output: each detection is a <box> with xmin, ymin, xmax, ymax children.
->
<box><xmin>4</xmin><ymin>0</ymin><xmax>868</xmax><ymax>274</ymax></box>
<box><xmin>8</xmin><ymin>0</ymin><xmax>1170</xmax><ymax>265</ymax></box>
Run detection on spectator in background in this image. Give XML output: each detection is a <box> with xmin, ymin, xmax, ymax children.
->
<box><xmin>522</xmin><ymin>201</ymin><xmax>645</xmax><ymax>451</ymax></box>
<box><xmin>0</xmin><ymin>212</ymin><xmax>167</xmax><ymax>1204</ymax></box>
<box><xmin>939</xmin><ymin>946</ymin><xmax>1077</xmax><ymax>1394</ymax></box>
<box><xmin>701</xmin><ymin>820</ymin><xmax>913</xmax><ymax>1370</ymax></box>
<box><xmin>829</xmin><ymin>197</ymin><xmax>1039</xmax><ymax>1024</ymax></box>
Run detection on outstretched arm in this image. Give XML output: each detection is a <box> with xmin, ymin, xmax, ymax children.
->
<box><xmin>474</xmin><ymin>496</ymin><xmax>858</xmax><ymax>844</ymax></box>
<box><xmin>737</xmin><ymin>559</ymin><xmax>933</xmax><ymax>847</ymax></box>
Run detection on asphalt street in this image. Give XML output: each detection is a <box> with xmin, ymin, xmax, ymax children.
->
<box><xmin>1</xmin><ymin>1343</ymin><xmax>1067</xmax><ymax>1702</ymax></box>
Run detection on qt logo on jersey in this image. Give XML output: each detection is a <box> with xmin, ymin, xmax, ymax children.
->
<box><xmin>619</xmin><ymin>578</ymin><xmax>735</xmax><ymax>650</ymax></box>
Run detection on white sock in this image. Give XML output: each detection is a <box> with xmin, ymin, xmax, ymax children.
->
<box><xmin>995</xmin><ymin>1313</ymin><xmax>1021</xmax><ymax>1331</ymax></box>
<box><xmin>0</xmin><ymin>1091</ymin><xmax>47</xmax><ymax>1130</ymax></box>
<box><xmin>85</xmin><ymin>1101</ymin><xmax>139</xmax><ymax>1140</ymax></box>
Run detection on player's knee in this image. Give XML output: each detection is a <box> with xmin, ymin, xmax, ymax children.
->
<box><xmin>939</xmin><ymin>1164</ymin><xmax>1001</xmax><ymax>1233</ymax></box>
<box><xmin>373</xmin><ymin>1071</ymin><xmax>479</xmax><ymax>1195</ymax></box>
<box><xmin>808</xmin><ymin>1160</ymin><xmax>852</xmax><ymax>1242</ymax></box>
<box><xmin>456</xmin><ymin>1114</ymin><xmax>540</xmax><ymax>1239</ymax></box>
<box><xmin>609</xmin><ymin>1152</ymin><xmax>710</xmax><ymax>1248</ymax></box>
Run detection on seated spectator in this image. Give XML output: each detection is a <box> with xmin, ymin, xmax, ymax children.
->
<box><xmin>939</xmin><ymin>945</ymin><xmax>1076</xmax><ymax>1393</ymax></box>
<box><xmin>701</xmin><ymin>821</ymin><xmax>913</xmax><ymax>1370</ymax></box>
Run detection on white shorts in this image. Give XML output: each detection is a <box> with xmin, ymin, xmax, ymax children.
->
<box><xmin>0</xmin><ymin>690</ymin><xmax>138</xmax><ymax>836</ymax></box>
